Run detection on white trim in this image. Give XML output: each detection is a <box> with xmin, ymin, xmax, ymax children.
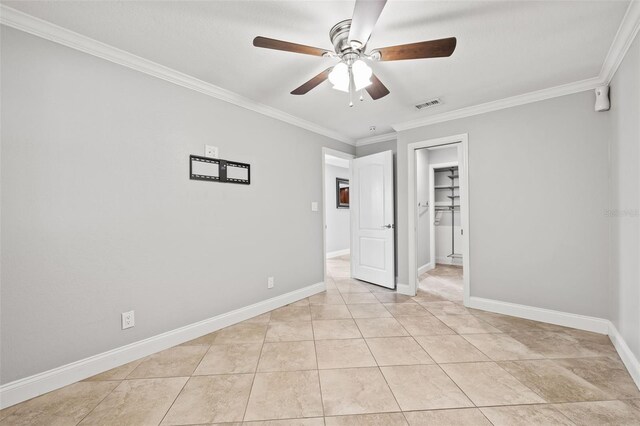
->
<box><xmin>321</xmin><ymin>148</ymin><xmax>354</xmax><ymax>283</ymax></box>
<box><xmin>325</xmin><ymin>156</ymin><xmax>350</xmax><ymax>169</ymax></box>
<box><xmin>468</xmin><ymin>296</ymin><xmax>610</xmax><ymax>334</ymax></box>
<box><xmin>435</xmin><ymin>256</ymin><xmax>463</xmax><ymax>266</ymax></box>
<box><xmin>608</xmin><ymin>321</ymin><xmax>640</xmax><ymax>390</ymax></box>
<box><xmin>4</xmin><ymin>2</ymin><xmax>639</xmax><ymax>142</ymax></box>
<box><xmin>326</xmin><ymin>249</ymin><xmax>350</xmax><ymax>259</ymax></box>
<box><xmin>600</xmin><ymin>1</ymin><xmax>640</xmax><ymax>84</ymax></box>
<box><xmin>396</xmin><ymin>282</ymin><xmax>412</xmax><ymax>296</ymax></box>
<box><xmin>393</xmin><ymin>2</ymin><xmax>640</xmax><ymax>132</ymax></box>
<box><xmin>407</xmin><ymin>134</ymin><xmax>470</xmax><ymax>304</ymax></box>
<box><xmin>467</xmin><ymin>297</ymin><xmax>639</xmax><ymax>391</ymax></box>
<box><xmin>0</xmin><ymin>281</ymin><xmax>325</xmax><ymax>409</ymax></box>
<box><xmin>355</xmin><ymin>132</ymin><xmax>397</xmax><ymax>147</ymax></box>
<box><xmin>393</xmin><ymin>77</ymin><xmax>602</xmax><ymax>132</ymax></box>
<box><xmin>417</xmin><ymin>262</ymin><xmax>434</xmax><ymax>275</ymax></box>
<box><xmin>0</xmin><ymin>5</ymin><xmax>353</xmax><ymax>146</ymax></box>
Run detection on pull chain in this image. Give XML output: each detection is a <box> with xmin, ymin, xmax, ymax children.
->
<box><xmin>348</xmin><ymin>64</ymin><xmax>355</xmax><ymax>107</ymax></box>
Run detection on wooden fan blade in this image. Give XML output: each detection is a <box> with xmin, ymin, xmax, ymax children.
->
<box><xmin>291</xmin><ymin>68</ymin><xmax>333</xmax><ymax>95</ymax></box>
<box><xmin>376</xmin><ymin>37</ymin><xmax>457</xmax><ymax>61</ymax></box>
<box><xmin>253</xmin><ymin>36</ymin><xmax>330</xmax><ymax>57</ymax></box>
<box><xmin>365</xmin><ymin>74</ymin><xmax>390</xmax><ymax>100</ymax></box>
<box><xmin>349</xmin><ymin>0</ymin><xmax>387</xmax><ymax>48</ymax></box>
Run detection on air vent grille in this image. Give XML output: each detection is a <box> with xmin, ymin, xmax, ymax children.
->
<box><xmin>415</xmin><ymin>98</ymin><xmax>442</xmax><ymax>110</ymax></box>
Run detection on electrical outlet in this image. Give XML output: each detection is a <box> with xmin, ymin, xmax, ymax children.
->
<box><xmin>311</xmin><ymin>202</ymin><xmax>319</xmax><ymax>211</ymax></box>
<box><xmin>267</xmin><ymin>277</ymin><xmax>274</xmax><ymax>289</ymax></box>
<box><xmin>205</xmin><ymin>145</ymin><xmax>219</xmax><ymax>159</ymax></box>
<box><xmin>121</xmin><ymin>311</ymin><xmax>135</xmax><ymax>329</ymax></box>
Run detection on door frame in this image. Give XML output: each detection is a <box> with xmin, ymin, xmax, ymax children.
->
<box><xmin>321</xmin><ymin>147</ymin><xmax>355</xmax><ymax>283</ymax></box>
<box><xmin>429</xmin><ymin>160</ymin><xmax>459</xmax><ymax>269</ymax></box>
<box><xmin>407</xmin><ymin>134</ymin><xmax>470</xmax><ymax>304</ymax></box>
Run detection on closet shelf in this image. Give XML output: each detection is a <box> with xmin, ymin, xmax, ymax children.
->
<box><xmin>434</xmin><ymin>165</ymin><xmax>462</xmax><ymax>262</ymax></box>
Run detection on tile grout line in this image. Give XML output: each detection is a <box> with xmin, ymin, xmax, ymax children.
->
<box><xmin>8</xmin><ymin>258</ymin><xmax>638</xmax><ymax>423</ymax></box>
<box><xmin>240</xmin><ymin>321</ymin><xmax>269</xmax><ymax>422</ymax></box>
<box><xmin>352</xmin><ymin>313</ymin><xmax>404</xmax><ymax>413</ymax></box>
<box><xmin>432</xmin><ymin>356</ymin><xmax>480</xmax><ymax>410</ymax></box>
<box><xmin>157</xmin><ymin>335</ymin><xmax>220</xmax><ymax>425</ymax></box>
<box><xmin>310</xmin><ymin>294</ymin><xmax>326</xmax><ymax>420</ymax></box>
<box><xmin>72</xmin><ymin>380</ymin><xmax>122</xmax><ymax>425</ymax></box>
<box><xmin>156</xmin><ymin>376</ymin><xmax>191</xmax><ymax>426</ymax></box>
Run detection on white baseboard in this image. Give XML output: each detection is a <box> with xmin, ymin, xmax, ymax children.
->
<box><xmin>396</xmin><ymin>282</ymin><xmax>413</xmax><ymax>296</ymax></box>
<box><xmin>468</xmin><ymin>296</ymin><xmax>640</xmax><ymax>392</ymax></box>
<box><xmin>608</xmin><ymin>321</ymin><xmax>640</xmax><ymax>390</ymax></box>
<box><xmin>418</xmin><ymin>262</ymin><xmax>435</xmax><ymax>275</ymax></box>
<box><xmin>436</xmin><ymin>257</ymin><xmax>463</xmax><ymax>266</ymax></box>
<box><xmin>326</xmin><ymin>249</ymin><xmax>350</xmax><ymax>259</ymax></box>
<box><xmin>467</xmin><ymin>296</ymin><xmax>610</xmax><ymax>334</ymax></box>
<box><xmin>0</xmin><ymin>281</ymin><xmax>326</xmax><ymax>409</ymax></box>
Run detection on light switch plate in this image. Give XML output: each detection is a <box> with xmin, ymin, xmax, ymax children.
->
<box><xmin>205</xmin><ymin>145</ymin><xmax>219</xmax><ymax>159</ymax></box>
<box><xmin>311</xmin><ymin>202</ymin><xmax>319</xmax><ymax>211</ymax></box>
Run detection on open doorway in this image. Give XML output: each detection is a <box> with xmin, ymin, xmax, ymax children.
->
<box><xmin>322</xmin><ymin>148</ymin><xmax>354</xmax><ymax>283</ymax></box>
<box><xmin>417</xmin><ymin>146</ymin><xmax>463</xmax><ymax>302</ymax></box>
<box><xmin>408</xmin><ymin>134</ymin><xmax>470</xmax><ymax>303</ymax></box>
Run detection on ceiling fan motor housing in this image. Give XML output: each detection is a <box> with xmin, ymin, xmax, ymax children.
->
<box><xmin>330</xmin><ymin>20</ymin><xmax>357</xmax><ymax>55</ymax></box>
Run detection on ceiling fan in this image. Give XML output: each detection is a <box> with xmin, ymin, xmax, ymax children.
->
<box><xmin>253</xmin><ymin>0</ymin><xmax>456</xmax><ymax>106</ymax></box>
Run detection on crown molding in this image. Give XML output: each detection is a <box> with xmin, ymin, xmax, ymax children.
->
<box><xmin>392</xmin><ymin>77</ymin><xmax>603</xmax><ymax>132</ymax></box>
<box><xmin>0</xmin><ymin>5</ymin><xmax>354</xmax><ymax>146</ymax></box>
<box><xmin>355</xmin><ymin>132</ymin><xmax>397</xmax><ymax>146</ymax></box>
<box><xmin>393</xmin><ymin>1</ymin><xmax>640</xmax><ymax>133</ymax></box>
<box><xmin>3</xmin><ymin>2</ymin><xmax>638</xmax><ymax>142</ymax></box>
<box><xmin>600</xmin><ymin>0</ymin><xmax>640</xmax><ymax>84</ymax></box>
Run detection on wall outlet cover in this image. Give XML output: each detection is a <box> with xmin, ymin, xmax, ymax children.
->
<box><xmin>121</xmin><ymin>311</ymin><xmax>135</xmax><ymax>329</ymax></box>
<box><xmin>267</xmin><ymin>277</ymin><xmax>274</xmax><ymax>289</ymax></box>
<box><xmin>205</xmin><ymin>145</ymin><xmax>219</xmax><ymax>159</ymax></box>
<box><xmin>311</xmin><ymin>202</ymin><xmax>319</xmax><ymax>212</ymax></box>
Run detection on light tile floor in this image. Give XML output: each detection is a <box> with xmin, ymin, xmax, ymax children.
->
<box><xmin>2</xmin><ymin>257</ymin><xmax>639</xmax><ymax>425</ymax></box>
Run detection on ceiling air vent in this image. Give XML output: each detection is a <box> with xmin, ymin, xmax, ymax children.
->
<box><xmin>415</xmin><ymin>98</ymin><xmax>442</xmax><ymax>110</ymax></box>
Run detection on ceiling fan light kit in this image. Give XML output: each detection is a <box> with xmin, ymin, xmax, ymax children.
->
<box><xmin>253</xmin><ymin>0</ymin><xmax>457</xmax><ymax>106</ymax></box>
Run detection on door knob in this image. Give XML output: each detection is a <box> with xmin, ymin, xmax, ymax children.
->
<box><xmin>382</xmin><ymin>224</ymin><xmax>395</xmax><ymax>229</ymax></box>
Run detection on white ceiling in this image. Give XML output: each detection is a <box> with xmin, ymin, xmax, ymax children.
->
<box><xmin>3</xmin><ymin>1</ymin><xmax>630</xmax><ymax>140</ymax></box>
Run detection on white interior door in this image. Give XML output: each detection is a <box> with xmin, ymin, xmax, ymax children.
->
<box><xmin>351</xmin><ymin>150</ymin><xmax>395</xmax><ymax>288</ymax></box>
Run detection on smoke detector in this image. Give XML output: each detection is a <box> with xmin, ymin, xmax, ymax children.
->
<box><xmin>415</xmin><ymin>98</ymin><xmax>442</xmax><ymax>110</ymax></box>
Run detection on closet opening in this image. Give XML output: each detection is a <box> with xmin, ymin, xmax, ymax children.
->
<box><xmin>407</xmin><ymin>134</ymin><xmax>470</xmax><ymax>303</ymax></box>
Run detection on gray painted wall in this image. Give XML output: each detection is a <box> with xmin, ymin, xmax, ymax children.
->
<box><xmin>356</xmin><ymin>140</ymin><xmax>397</xmax><ymax>157</ymax></box>
<box><xmin>398</xmin><ymin>90</ymin><xmax>611</xmax><ymax>318</ymax></box>
<box><xmin>608</xmin><ymin>32</ymin><xmax>640</xmax><ymax>361</ymax></box>
<box><xmin>324</xmin><ymin>164</ymin><xmax>350</xmax><ymax>254</ymax></box>
<box><xmin>0</xmin><ymin>27</ymin><xmax>354</xmax><ymax>384</ymax></box>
